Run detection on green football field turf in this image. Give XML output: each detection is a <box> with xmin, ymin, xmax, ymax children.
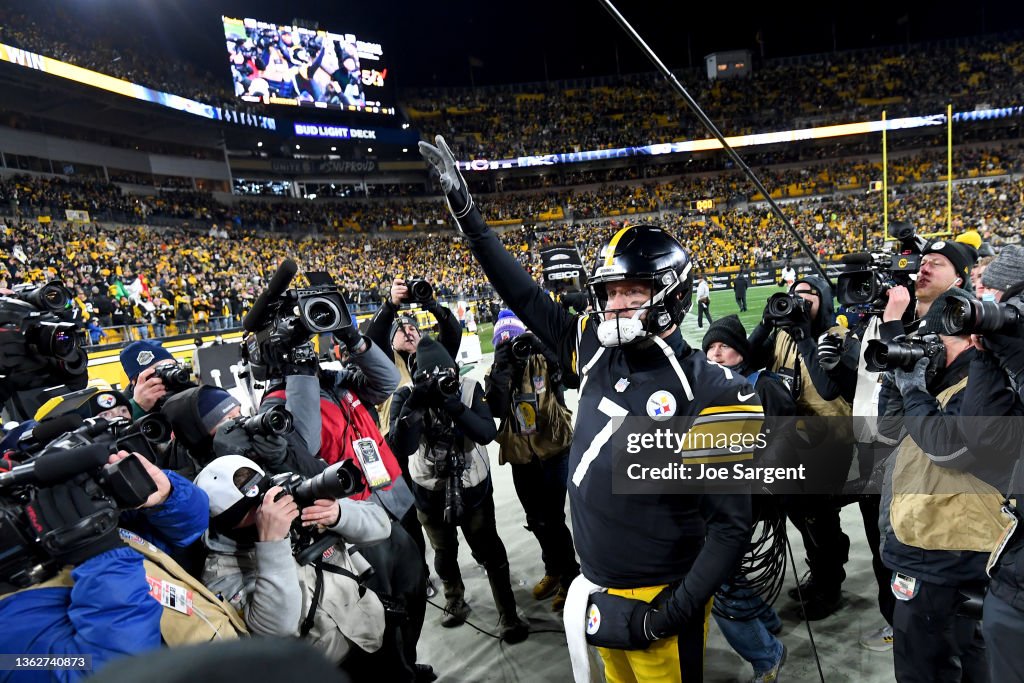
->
<box><xmin>473</xmin><ymin>284</ymin><xmax>784</xmax><ymax>355</ymax></box>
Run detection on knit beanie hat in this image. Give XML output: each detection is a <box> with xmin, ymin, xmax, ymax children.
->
<box><xmin>120</xmin><ymin>340</ymin><xmax>174</xmax><ymax>380</ymax></box>
<box><xmin>982</xmin><ymin>245</ymin><xmax>1024</xmax><ymax>293</ymax></box>
<box><xmin>701</xmin><ymin>315</ymin><xmax>751</xmax><ymax>361</ymax></box>
<box><xmin>389</xmin><ymin>315</ymin><xmax>418</xmax><ymax>345</ymax></box>
<box><xmin>922</xmin><ymin>240</ymin><xmax>973</xmax><ymax>287</ymax></box>
<box><xmin>492</xmin><ymin>309</ymin><xmax>527</xmax><ymax>347</ymax></box>
<box><xmin>197</xmin><ymin>386</ymin><xmax>241</xmax><ymax>433</ymax></box>
<box><xmin>414</xmin><ymin>334</ymin><xmax>456</xmax><ymax>373</ymax></box>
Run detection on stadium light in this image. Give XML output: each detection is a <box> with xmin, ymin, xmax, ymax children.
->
<box><xmin>257</xmin><ymin>141</ymin><xmax>263</xmax><ymax>148</ymax></box>
<box><xmin>367</xmin><ymin>147</ymin><xmax>373</xmax><ymax>153</ymax></box>
<box><xmin>295</xmin><ymin>144</ymin><xmax>300</xmax><ymax>150</ymax></box>
<box><xmin>402</xmin><ymin>148</ymin><xmax>408</xmax><ymax>152</ymax></box>
<box><xmin>330</xmin><ymin>146</ymin><xmax>337</xmax><ymax>151</ymax></box>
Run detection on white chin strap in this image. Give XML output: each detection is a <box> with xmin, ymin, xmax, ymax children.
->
<box><xmin>596</xmin><ymin>307</ymin><xmax>649</xmax><ymax>347</ymax></box>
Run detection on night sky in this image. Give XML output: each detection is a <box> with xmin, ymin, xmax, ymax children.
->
<box><xmin>43</xmin><ymin>0</ymin><xmax>1024</xmax><ymax>90</ymax></box>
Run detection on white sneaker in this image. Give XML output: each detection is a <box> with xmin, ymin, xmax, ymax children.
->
<box><xmin>859</xmin><ymin>624</ymin><xmax>894</xmax><ymax>651</ymax></box>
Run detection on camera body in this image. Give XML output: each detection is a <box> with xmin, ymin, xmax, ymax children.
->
<box><xmin>152</xmin><ymin>361</ymin><xmax>195</xmax><ymax>392</ymax></box>
<box><xmin>413</xmin><ymin>366</ymin><xmax>459</xmax><ymax>398</ymax></box>
<box><xmin>864</xmin><ymin>333</ymin><xmax>945</xmax><ymax>374</ymax></box>
<box><xmin>942</xmin><ymin>295</ymin><xmax>1024</xmax><ymax>336</ymax></box>
<box><xmin>239</xmin><ymin>405</ymin><xmax>294</xmax><ymax>438</ymax></box>
<box><xmin>405</xmin><ymin>278</ymin><xmax>434</xmax><ymax>304</ymax></box>
<box><xmin>764</xmin><ymin>292</ymin><xmax>811</xmax><ymax>328</ymax></box>
<box><xmin>510</xmin><ymin>335</ymin><xmax>535</xmax><ymax>362</ymax></box>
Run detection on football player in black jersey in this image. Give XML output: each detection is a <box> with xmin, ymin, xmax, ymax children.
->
<box><xmin>421</xmin><ymin>136</ymin><xmax>765</xmax><ymax>682</ymax></box>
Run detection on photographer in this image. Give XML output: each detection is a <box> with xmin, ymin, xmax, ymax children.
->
<box><xmin>195</xmin><ymin>454</ymin><xmax>425</xmax><ymax>680</ymax></box>
<box><xmin>120</xmin><ymin>340</ymin><xmax>195</xmax><ymax>420</ymax></box>
<box><xmin>388</xmin><ymin>335</ymin><xmax>529</xmax><ymax>644</ymax></box>
<box><xmin>1</xmin><ymin>449</ymin><xmax>229</xmax><ymax>680</ymax></box>
<box><xmin>876</xmin><ymin>286</ymin><xmax>1019</xmax><ymax>683</ymax></box>
<box><xmin>747</xmin><ymin>275</ymin><xmax>856</xmax><ymax>621</ymax></box>
<box><xmin>484</xmin><ymin>310</ymin><xmax>579</xmax><ymax>612</ymax></box>
<box><xmin>366</xmin><ymin>276</ymin><xmax>464</xmax><ymax>435</ymax></box>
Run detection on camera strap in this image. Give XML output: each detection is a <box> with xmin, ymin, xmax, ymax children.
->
<box><xmin>300</xmin><ymin>559</ymin><xmax>367</xmax><ymax>638</ymax></box>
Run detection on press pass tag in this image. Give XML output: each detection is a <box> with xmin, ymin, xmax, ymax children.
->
<box><xmin>147</xmin><ymin>575</ymin><xmax>193</xmax><ymax>615</ymax></box>
<box><xmin>987</xmin><ymin>503</ymin><xmax>1021</xmax><ymax>577</ymax></box>
<box><xmin>352</xmin><ymin>437</ymin><xmax>391</xmax><ymax>490</ymax></box>
<box><xmin>891</xmin><ymin>572</ymin><xmax>919</xmax><ymax>601</ymax></box>
<box><xmin>513</xmin><ymin>392</ymin><xmax>538</xmax><ymax>435</ymax></box>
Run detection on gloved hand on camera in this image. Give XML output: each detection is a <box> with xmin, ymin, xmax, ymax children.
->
<box><xmin>585</xmin><ymin>592</ymin><xmax>662</xmax><ymax>651</ymax></box>
<box><xmin>894</xmin><ymin>356</ymin><xmax>930</xmax><ymax>396</ymax></box>
<box><xmin>334</xmin><ymin>299</ymin><xmax>365</xmax><ymax>353</ymax></box>
<box><xmin>418</xmin><ymin>135</ymin><xmax>475</xmax><ymax>231</ymax></box>
<box><xmin>252</xmin><ymin>433</ymin><xmax>289</xmax><ymax>468</ymax></box>
<box><xmin>405</xmin><ymin>376</ymin><xmax>433</xmax><ymax>412</ymax></box>
<box><xmin>817</xmin><ymin>333</ymin><xmax>843</xmax><ymax>372</ymax></box>
<box><xmin>25</xmin><ymin>480</ymin><xmax>123</xmax><ymax>566</ymax></box>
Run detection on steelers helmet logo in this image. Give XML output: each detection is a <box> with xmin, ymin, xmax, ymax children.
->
<box><xmin>96</xmin><ymin>393</ymin><xmax>117</xmax><ymax>409</ymax></box>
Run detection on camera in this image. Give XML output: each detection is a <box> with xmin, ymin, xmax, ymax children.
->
<box><xmin>413</xmin><ymin>366</ymin><xmax>459</xmax><ymax>398</ymax></box>
<box><xmin>0</xmin><ymin>442</ymin><xmax>157</xmax><ymax>588</ymax></box>
<box><xmin>864</xmin><ymin>334</ymin><xmax>945</xmax><ymax>373</ymax></box>
<box><xmin>239</xmin><ymin>405</ymin><xmax>294</xmax><ymax>438</ymax></box>
<box><xmin>510</xmin><ymin>335</ymin><xmax>534</xmax><ymax>361</ymax></box>
<box><xmin>264</xmin><ymin>460</ymin><xmax>367</xmax><ymax>565</ymax></box>
<box><xmin>836</xmin><ymin>221</ymin><xmax>927</xmax><ymax>311</ymax></box>
<box><xmin>40</xmin><ymin>415</ymin><xmax>170</xmax><ymax>467</ymax></box>
<box><xmin>153</xmin><ymin>361</ymin><xmax>195</xmax><ymax>392</ymax></box>
<box><xmin>242</xmin><ymin>261</ymin><xmax>355</xmax><ymax>381</ymax></box>
<box><xmin>941</xmin><ymin>295</ymin><xmax>1024</xmax><ymax>336</ymax></box>
<box><xmin>0</xmin><ymin>282</ymin><xmax>86</xmax><ymax>397</ymax></box>
<box><xmin>405</xmin><ymin>278</ymin><xmax>434</xmax><ymax>304</ymax></box>
<box><xmin>764</xmin><ymin>292</ymin><xmax>810</xmax><ymax>328</ymax></box>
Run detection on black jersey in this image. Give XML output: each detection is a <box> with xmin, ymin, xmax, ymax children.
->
<box><xmin>568</xmin><ymin>316</ymin><xmax>764</xmax><ymax>586</ymax></box>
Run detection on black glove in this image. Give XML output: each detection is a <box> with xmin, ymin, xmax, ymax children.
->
<box><xmin>405</xmin><ymin>380</ymin><xmax>432</xmax><ymax>412</ymax></box>
<box><xmin>894</xmin><ymin>356</ymin><xmax>930</xmax><ymax>396</ymax></box>
<box><xmin>584</xmin><ymin>592</ymin><xmax>659</xmax><ymax>651</ymax></box>
<box><xmin>982</xmin><ymin>330</ymin><xmax>1024</xmax><ymax>378</ymax></box>
<box><xmin>335</xmin><ymin>300</ymin><xmax>364</xmax><ymax>352</ymax></box>
<box><xmin>442</xmin><ymin>393</ymin><xmax>467</xmax><ymax>417</ymax></box>
<box><xmin>418</xmin><ymin>135</ymin><xmax>474</xmax><ymax>230</ymax></box>
<box><xmin>25</xmin><ymin>481</ymin><xmax>123</xmax><ymax>566</ymax></box>
<box><xmin>817</xmin><ymin>333</ymin><xmax>843</xmax><ymax>372</ymax></box>
<box><xmin>252</xmin><ymin>433</ymin><xmax>289</xmax><ymax>468</ymax></box>
<box><xmin>492</xmin><ymin>341</ymin><xmax>518</xmax><ymax>372</ymax></box>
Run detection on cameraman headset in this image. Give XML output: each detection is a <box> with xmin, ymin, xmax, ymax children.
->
<box><xmin>484</xmin><ymin>309</ymin><xmax>580</xmax><ymax>612</ymax></box>
<box><xmin>388</xmin><ymin>334</ymin><xmax>529</xmax><ymax>644</ymax></box>
<box><xmin>420</xmin><ymin>136</ymin><xmax>762</xmax><ymax>683</ymax></box>
<box><xmin>875</xmin><ymin>284</ymin><xmax>1020</xmax><ymax>683</ymax></box>
<box><xmin>747</xmin><ymin>274</ymin><xmax>857</xmax><ymax>621</ymax></box>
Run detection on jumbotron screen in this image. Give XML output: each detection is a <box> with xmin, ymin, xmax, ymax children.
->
<box><xmin>223</xmin><ymin>16</ymin><xmax>394</xmax><ymax>115</ymax></box>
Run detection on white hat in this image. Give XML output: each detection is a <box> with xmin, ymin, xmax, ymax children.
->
<box><xmin>194</xmin><ymin>455</ymin><xmax>265</xmax><ymax>517</ymax></box>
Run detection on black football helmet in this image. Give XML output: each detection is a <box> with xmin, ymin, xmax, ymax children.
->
<box><xmin>588</xmin><ymin>224</ymin><xmax>693</xmax><ymax>346</ymax></box>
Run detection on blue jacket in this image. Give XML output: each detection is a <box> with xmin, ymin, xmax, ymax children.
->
<box><xmin>0</xmin><ymin>471</ymin><xmax>210</xmax><ymax>682</ymax></box>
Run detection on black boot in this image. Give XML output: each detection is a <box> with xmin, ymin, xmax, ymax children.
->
<box><xmin>440</xmin><ymin>579</ymin><xmax>470</xmax><ymax>627</ymax></box>
<box><xmin>486</xmin><ymin>563</ymin><xmax>529</xmax><ymax>644</ymax></box>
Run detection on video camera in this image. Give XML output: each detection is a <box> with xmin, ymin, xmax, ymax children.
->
<box><xmin>941</xmin><ymin>294</ymin><xmax>1024</xmax><ymax>336</ymax></box>
<box><xmin>0</xmin><ymin>281</ymin><xmax>87</xmax><ymax>400</ymax></box>
<box><xmin>241</xmin><ymin>260</ymin><xmax>355</xmax><ymax>381</ymax></box>
<box><xmin>764</xmin><ymin>292</ymin><xmax>811</xmax><ymax>328</ymax></box>
<box><xmin>265</xmin><ymin>460</ymin><xmax>366</xmax><ymax>565</ymax></box>
<box><xmin>864</xmin><ymin>334</ymin><xmax>945</xmax><ymax>374</ymax></box>
<box><xmin>836</xmin><ymin>221</ymin><xmax>927</xmax><ymax>312</ymax></box>
<box><xmin>0</xmin><ymin>441</ymin><xmax>157</xmax><ymax>588</ymax></box>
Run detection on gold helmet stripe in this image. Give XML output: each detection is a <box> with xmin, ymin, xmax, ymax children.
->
<box><xmin>603</xmin><ymin>226</ymin><xmax>634</xmax><ymax>267</ymax></box>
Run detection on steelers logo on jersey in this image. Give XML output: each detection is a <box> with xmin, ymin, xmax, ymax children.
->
<box><xmin>646</xmin><ymin>390</ymin><xmax>677</xmax><ymax>420</ymax></box>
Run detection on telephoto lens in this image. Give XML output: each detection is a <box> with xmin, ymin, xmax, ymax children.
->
<box><xmin>941</xmin><ymin>295</ymin><xmax>1024</xmax><ymax>335</ymax></box>
<box><xmin>435</xmin><ymin>369</ymin><xmax>460</xmax><ymax>397</ymax></box>
<box><xmin>406</xmin><ymin>278</ymin><xmax>434</xmax><ymax>303</ymax></box>
<box><xmin>292</xmin><ymin>459</ymin><xmax>365</xmax><ymax>504</ymax></box>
